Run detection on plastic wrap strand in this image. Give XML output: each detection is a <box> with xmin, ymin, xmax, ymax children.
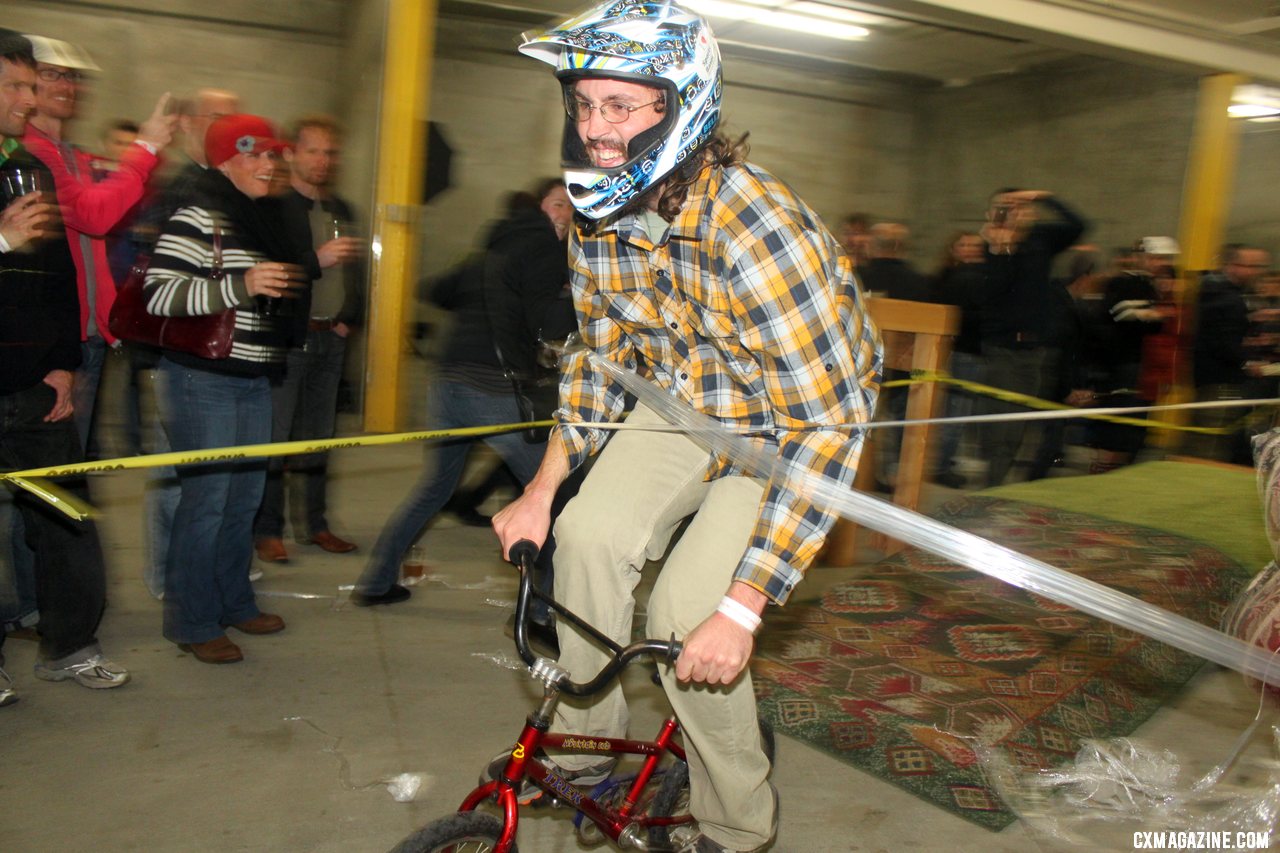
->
<box><xmin>590</xmin><ymin>353</ymin><xmax>1280</xmax><ymax>689</ymax></box>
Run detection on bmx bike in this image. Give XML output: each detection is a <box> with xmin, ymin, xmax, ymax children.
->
<box><xmin>388</xmin><ymin>540</ymin><xmax>773</xmax><ymax>853</ymax></box>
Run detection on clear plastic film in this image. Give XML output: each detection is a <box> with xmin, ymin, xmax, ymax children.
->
<box><xmin>1220</xmin><ymin>429</ymin><xmax>1280</xmax><ymax>697</ymax></box>
<box><xmin>589</xmin><ymin>353</ymin><xmax>1280</xmax><ymax>689</ymax></box>
<box><xmin>977</xmin><ymin>732</ymin><xmax>1280</xmax><ymax>847</ymax></box>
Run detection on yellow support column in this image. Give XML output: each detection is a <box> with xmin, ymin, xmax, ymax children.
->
<box><xmin>364</xmin><ymin>0</ymin><xmax>436</xmax><ymax>432</ymax></box>
<box><xmin>1154</xmin><ymin>72</ymin><xmax>1244</xmax><ymax>447</ymax></box>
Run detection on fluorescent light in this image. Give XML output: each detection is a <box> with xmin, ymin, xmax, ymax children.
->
<box><xmin>1229</xmin><ymin>103</ymin><xmax>1280</xmax><ymax>118</ymax></box>
<box><xmin>684</xmin><ymin>0</ymin><xmax>871</xmax><ymax>40</ymax></box>
<box><xmin>786</xmin><ymin>1</ymin><xmax>891</xmax><ymax>25</ymax></box>
<box><xmin>751</xmin><ymin>10</ymin><xmax>869</xmax><ymax>38</ymax></box>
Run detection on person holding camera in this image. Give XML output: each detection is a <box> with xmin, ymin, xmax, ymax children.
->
<box><xmin>977</xmin><ymin>188</ymin><xmax>1087</xmax><ymax>487</ymax></box>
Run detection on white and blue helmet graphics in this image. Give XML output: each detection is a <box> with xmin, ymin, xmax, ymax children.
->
<box><xmin>519</xmin><ymin>0</ymin><xmax>723</xmax><ymax>221</ymax></box>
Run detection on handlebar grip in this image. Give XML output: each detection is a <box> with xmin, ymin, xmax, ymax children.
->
<box><xmin>509</xmin><ymin>539</ymin><xmax>539</xmax><ymax>567</ymax></box>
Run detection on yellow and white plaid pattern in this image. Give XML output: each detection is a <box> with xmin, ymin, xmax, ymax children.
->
<box><xmin>556</xmin><ymin>161</ymin><xmax>883</xmax><ymax>604</ymax></box>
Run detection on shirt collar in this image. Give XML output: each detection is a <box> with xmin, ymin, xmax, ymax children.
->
<box><xmin>589</xmin><ymin>161</ymin><xmax>717</xmax><ymax>249</ymax></box>
<box><xmin>0</xmin><ymin>137</ymin><xmax>20</xmax><ymax>168</ymax></box>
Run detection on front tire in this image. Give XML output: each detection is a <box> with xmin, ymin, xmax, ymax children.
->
<box><xmin>388</xmin><ymin>811</ymin><xmax>515</xmax><ymax>853</ymax></box>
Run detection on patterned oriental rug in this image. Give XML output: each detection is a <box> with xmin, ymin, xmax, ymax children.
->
<box><xmin>750</xmin><ymin>495</ymin><xmax>1251</xmax><ymax>830</ymax></box>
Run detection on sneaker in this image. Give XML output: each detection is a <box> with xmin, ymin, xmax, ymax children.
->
<box><xmin>34</xmin><ymin>654</ymin><xmax>130</xmax><ymax>689</ymax></box>
<box><xmin>677</xmin><ymin>783</ymin><xmax>778</xmax><ymax>852</ymax></box>
<box><xmin>482</xmin><ymin>750</ymin><xmax>615</xmax><ymax>805</ymax></box>
<box><xmin>0</xmin><ymin>667</ymin><xmax>17</xmax><ymax>707</ymax></box>
<box><xmin>248</xmin><ymin>568</ymin><xmax>264</xmax><ymax>582</ymax></box>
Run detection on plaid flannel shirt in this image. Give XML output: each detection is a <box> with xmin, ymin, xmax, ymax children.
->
<box><xmin>556</xmin><ymin>160</ymin><xmax>883</xmax><ymax>605</ymax></box>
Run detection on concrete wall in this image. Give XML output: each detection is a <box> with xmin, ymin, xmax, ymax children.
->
<box><xmin>0</xmin><ymin>1</ymin><xmax>350</xmax><ymax>153</ymax></box>
<box><xmin>417</xmin><ymin>17</ymin><xmax>919</xmax><ymax>278</ymax></box>
<box><xmin>9</xmin><ymin>2</ymin><xmax>1280</xmax><ymax>302</ymax></box>
<box><xmin>910</xmin><ymin>58</ymin><xmax>1201</xmax><ymax>269</ymax></box>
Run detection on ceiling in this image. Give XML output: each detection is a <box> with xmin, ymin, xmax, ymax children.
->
<box><xmin>439</xmin><ymin>0</ymin><xmax>1280</xmax><ymax>87</ymax></box>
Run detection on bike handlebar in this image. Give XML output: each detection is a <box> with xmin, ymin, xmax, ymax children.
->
<box><xmin>508</xmin><ymin>539</ymin><xmax>683</xmax><ymax>697</ymax></box>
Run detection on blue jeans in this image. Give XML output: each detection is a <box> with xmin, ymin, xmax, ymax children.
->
<box><xmin>356</xmin><ymin>379</ymin><xmax>542</xmax><ymax>596</ymax></box>
<box><xmin>256</xmin><ymin>329</ymin><xmax>347</xmax><ymax>539</ymax></box>
<box><xmin>934</xmin><ymin>350</ymin><xmax>982</xmax><ymax>476</ymax></box>
<box><xmin>141</xmin><ymin>368</ymin><xmax>180</xmax><ymax>599</ymax></box>
<box><xmin>158</xmin><ymin>359</ymin><xmax>270</xmax><ymax>644</ymax></box>
<box><xmin>73</xmin><ymin>335</ymin><xmax>108</xmax><ymax>452</ymax></box>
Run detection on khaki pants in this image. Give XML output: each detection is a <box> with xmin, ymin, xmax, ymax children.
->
<box><xmin>551</xmin><ymin>406</ymin><xmax>775</xmax><ymax>850</ymax></box>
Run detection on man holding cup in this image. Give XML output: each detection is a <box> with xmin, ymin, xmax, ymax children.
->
<box><xmin>253</xmin><ymin>115</ymin><xmax>364</xmax><ymax>564</ymax></box>
<box><xmin>0</xmin><ymin>30</ymin><xmax>129</xmax><ymax>706</ymax></box>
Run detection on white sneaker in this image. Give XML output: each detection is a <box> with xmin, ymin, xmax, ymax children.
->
<box><xmin>34</xmin><ymin>654</ymin><xmax>130</xmax><ymax>689</ymax></box>
<box><xmin>0</xmin><ymin>666</ymin><xmax>17</xmax><ymax>707</ymax></box>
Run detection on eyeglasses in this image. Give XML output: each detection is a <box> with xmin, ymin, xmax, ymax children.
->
<box><xmin>565</xmin><ymin>96</ymin><xmax>662</xmax><ymax>124</ymax></box>
<box><xmin>37</xmin><ymin>68</ymin><xmax>83</xmax><ymax>84</ymax></box>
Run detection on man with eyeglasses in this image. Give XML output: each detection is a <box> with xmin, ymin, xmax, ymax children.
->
<box><xmin>20</xmin><ymin>35</ymin><xmax>176</xmax><ymax>452</ymax></box>
<box><xmin>1191</xmin><ymin>243</ymin><xmax>1272</xmax><ymax>462</ymax></box>
<box><xmin>489</xmin><ymin>2</ymin><xmax>881</xmax><ymax>850</ymax></box>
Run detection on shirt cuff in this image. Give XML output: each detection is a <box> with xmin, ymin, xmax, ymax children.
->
<box><xmin>0</xmin><ymin>231</ymin><xmax>10</xmax><ymax>253</ymax></box>
<box><xmin>134</xmin><ymin>140</ymin><xmax>158</xmax><ymax>156</ymax></box>
<box><xmin>733</xmin><ymin>546</ymin><xmax>803</xmax><ymax>606</ymax></box>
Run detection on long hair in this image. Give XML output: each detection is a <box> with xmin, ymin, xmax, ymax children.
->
<box><xmin>654</xmin><ymin>131</ymin><xmax>750</xmax><ymax>222</ymax></box>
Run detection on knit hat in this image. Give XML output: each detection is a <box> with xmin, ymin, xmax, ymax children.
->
<box><xmin>205</xmin><ymin>114</ymin><xmax>288</xmax><ymax>168</ymax></box>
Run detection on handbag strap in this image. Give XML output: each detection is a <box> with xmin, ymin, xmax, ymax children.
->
<box><xmin>210</xmin><ymin>224</ymin><xmax>223</xmax><ymax>279</ymax></box>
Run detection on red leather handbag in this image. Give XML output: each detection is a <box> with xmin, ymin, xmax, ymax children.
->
<box><xmin>108</xmin><ymin>227</ymin><xmax>236</xmax><ymax>360</ymax></box>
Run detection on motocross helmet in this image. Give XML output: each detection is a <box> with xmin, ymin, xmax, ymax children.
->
<box><xmin>519</xmin><ymin>0</ymin><xmax>722</xmax><ymax>220</ymax></box>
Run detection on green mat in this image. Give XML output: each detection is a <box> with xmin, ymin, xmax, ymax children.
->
<box><xmin>987</xmin><ymin>461</ymin><xmax>1272</xmax><ymax>572</ymax></box>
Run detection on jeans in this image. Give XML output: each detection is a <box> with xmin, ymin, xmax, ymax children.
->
<box><xmin>934</xmin><ymin>350</ymin><xmax>982</xmax><ymax>475</ymax></box>
<box><xmin>0</xmin><ymin>337</ymin><xmax>104</xmax><ymax>619</ymax></box>
<box><xmin>256</xmin><ymin>330</ymin><xmax>346</xmax><ymax>540</ymax></box>
<box><xmin>979</xmin><ymin>345</ymin><xmax>1059</xmax><ymax>487</ymax></box>
<box><xmin>72</xmin><ymin>335</ymin><xmax>108</xmax><ymax>453</ymax></box>
<box><xmin>356</xmin><ymin>378</ymin><xmax>543</xmax><ymax>596</ymax></box>
<box><xmin>140</xmin><ymin>368</ymin><xmax>180</xmax><ymax>599</ymax></box>
<box><xmin>0</xmin><ymin>383</ymin><xmax>107</xmax><ymax>663</ymax></box>
<box><xmin>158</xmin><ymin>359</ymin><xmax>270</xmax><ymax>644</ymax></box>
<box><xmin>0</xmin><ymin>489</ymin><xmax>37</xmax><ymax>630</ymax></box>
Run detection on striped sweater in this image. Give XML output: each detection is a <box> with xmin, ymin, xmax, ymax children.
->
<box><xmin>143</xmin><ymin>205</ymin><xmax>293</xmax><ymax>376</ymax></box>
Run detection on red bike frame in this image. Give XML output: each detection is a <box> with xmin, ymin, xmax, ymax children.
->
<box><xmin>458</xmin><ymin>715</ymin><xmax>690</xmax><ymax>852</ymax></box>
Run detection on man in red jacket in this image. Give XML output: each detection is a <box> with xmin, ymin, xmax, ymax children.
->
<box><xmin>20</xmin><ymin>34</ymin><xmax>176</xmax><ymax>450</ymax></box>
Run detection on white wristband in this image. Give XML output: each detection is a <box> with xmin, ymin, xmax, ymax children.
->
<box><xmin>716</xmin><ymin>596</ymin><xmax>762</xmax><ymax>634</ymax></box>
<box><xmin>0</xmin><ymin>231</ymin><xmax>10</xmax><ymax>253</ymax></box>
<box><xmin>134</xmin><ymin>139</ymin><xmax>158</xmax><ymax>156</ymax></box>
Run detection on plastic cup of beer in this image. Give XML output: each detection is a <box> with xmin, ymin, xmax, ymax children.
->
<box><xmin>402</xmin><ymin>545</ymin><xmax>427</xmax><ymax>585</ymax></box>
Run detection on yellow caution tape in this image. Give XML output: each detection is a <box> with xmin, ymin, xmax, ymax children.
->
<box><xmin>884</xmin><ymin>370</ymin><xmax>1265</xmax><ymax>435</ymax></box>
<box><xmin>0</xmin><ymin>419</ymin><xmax>554</xmax><ymax>521</ymax></box>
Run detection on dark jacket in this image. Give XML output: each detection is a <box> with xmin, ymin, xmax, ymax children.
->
<box><xmin>1194</xmin><ymin>271</ymin><xmax>1249</xmax><ymax>387</ymax></box>
<box><xmin>263</xmin><ymin>188</ymin><xmax>365</xmax><ymax>329</ymax></box>
<box><xmin>979</xmin><ymin>196</ymin><xmax>1087</xmax><ymax>347</ymax></box>
<box><xmin>858</xmin><ymin>257</ymin><xmax>931</xmax><ymax>303</ymax></box>
<box><xmin>930</xmin><ymin>262</ymin><xmax>986</xmax><ymax>355</ymax></box>
<box><xmin>431</xmin><ymin>208</ymin><xmax>573</xmax><ymax>375</ymax></box>
<box><xmin>0</xmin><ymin>146</ymin><xmax>81</xmax><ymax>394</ymax></box>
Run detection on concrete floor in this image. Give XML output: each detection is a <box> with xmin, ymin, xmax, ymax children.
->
<box><xmin>3</xmin><ymin>419</ymin><xmax>1279</xmax><ymax>852</ymax></box>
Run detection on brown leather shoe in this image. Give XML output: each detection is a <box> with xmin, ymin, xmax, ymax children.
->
<box><xmin>255</xmin><ymin>537</ymin><xmax>289</xmax><ymax>563</ymax></box>
<box><xmin>228</xmin><ymin>613</ymin><xmax>286</xmax><ymax>635</ymax></box>
<box><xmin>308</xmin><ymin>530</ymin><xmax>357</xmax><ymax>554</ymax></box>
<box><xmin>178</xmin><ymin>635</ymin><xmax>243</xmax><ymax>664</ymax></box>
